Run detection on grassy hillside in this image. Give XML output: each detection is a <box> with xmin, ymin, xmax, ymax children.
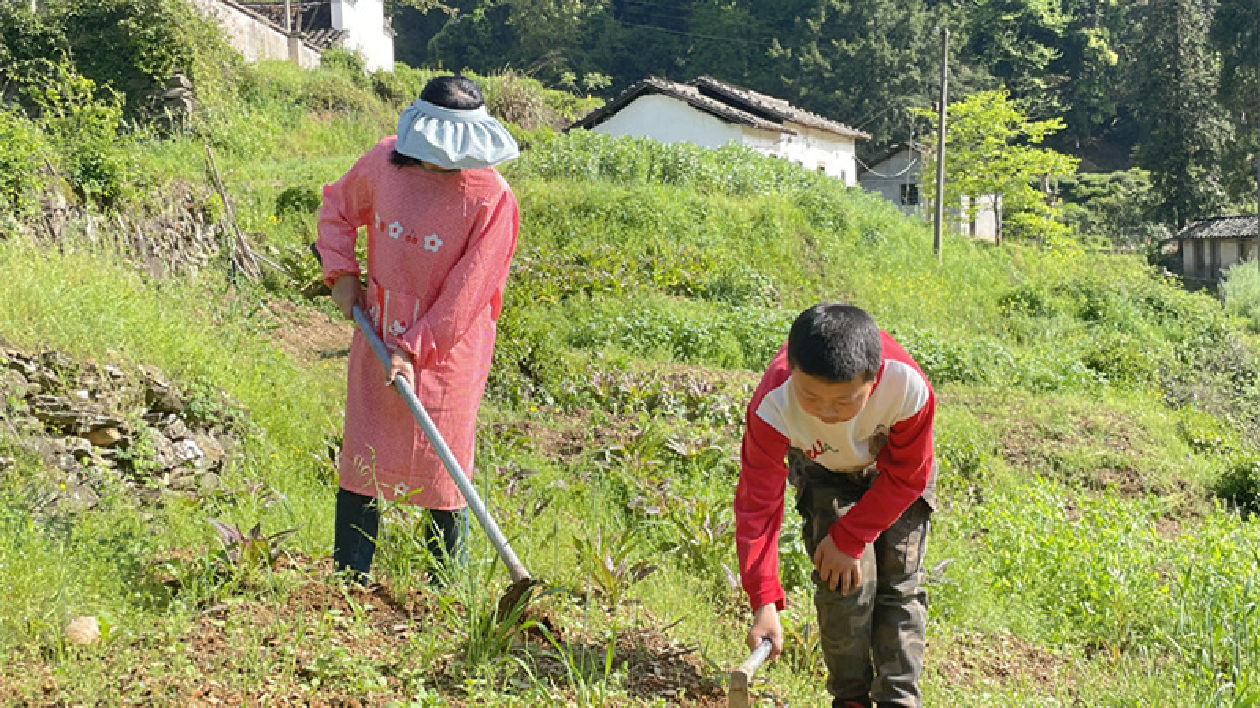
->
<box><xmin>3</xmin><ymin>55</ymin><xmax>1260</xmax><ymax>707</ymax></box>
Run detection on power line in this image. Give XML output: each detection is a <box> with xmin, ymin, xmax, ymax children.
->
<box><xmin>618</xmin><ymin>0</ymin><xmax>693</xmax><ymax>19</ymax></box>
<box><xmin>855</xmin><ymin>154</ymin><xmax>920</xmax><ymax>179</ymax></box>
<box><xmin>615</xmin><ymin>19</ymin><xmax>772</xmax><ymax>46</ymax></box>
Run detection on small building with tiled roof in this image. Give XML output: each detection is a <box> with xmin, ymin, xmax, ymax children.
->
<box><xmin>568</xmin><ymin>76</ymin><xmax>869</xmax><ymax>185</ymax></box>
<box><xmin>1173</xmin><ymin>215</ymin><xmax>1259</xmax><ymax>284</ymax></box>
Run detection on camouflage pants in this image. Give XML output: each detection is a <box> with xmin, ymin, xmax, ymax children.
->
<box><xmin>789</xmin><ymin>449</ymin><xmax>936</xmax><ymax>708</ymax></box>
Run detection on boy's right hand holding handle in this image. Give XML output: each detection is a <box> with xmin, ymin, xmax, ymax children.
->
<box><xmin>747</xmin><ymin>603</ymin><xmax>783</xmax><ymax>660</ymax></box>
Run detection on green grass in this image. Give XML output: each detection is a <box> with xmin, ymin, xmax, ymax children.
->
<box><xmin>2</xmin><ymin>53</ymin><xmax>1260</xmax><ymax>706</ymax></box>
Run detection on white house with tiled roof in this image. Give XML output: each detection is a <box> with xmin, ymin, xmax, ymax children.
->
<box><xmin>568</xmin><ymin>76</ymin><xmax>870</xmax><ymax>184</ymax></box>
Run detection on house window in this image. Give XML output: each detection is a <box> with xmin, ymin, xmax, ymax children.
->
<box><xmin>900</xmin><ymin>183</ymin><xmax>920</xmax><ymax>206</ymax></box>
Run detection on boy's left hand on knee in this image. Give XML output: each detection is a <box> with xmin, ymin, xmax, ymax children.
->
<box><xmin>813</xmin><ymin>536</ymin><xmax>860</xmax><ymax>595</ymax></box>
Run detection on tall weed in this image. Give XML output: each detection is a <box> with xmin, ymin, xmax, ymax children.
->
<box><xmin>1222</xmin><ymin>259</ymin><xmax>1260</xmax><ymax>333</ymax></box>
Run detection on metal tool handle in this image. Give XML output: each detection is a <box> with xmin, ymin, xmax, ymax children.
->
<box><xmin>352</xmin><ymin>305</ymin><xmax>531</xmax><ymax>583</ymax></box>
<box><xmin>732</xmin><ymin>639</ymin><xmax>773</xmax><ymax>689</ymax></box>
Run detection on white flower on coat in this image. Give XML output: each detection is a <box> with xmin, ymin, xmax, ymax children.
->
<box><xmin>424</xmin><ymin>233</ymin><xmax>443</xmax><ymax>252</ymax></box>
<box><xmin>388</xmin><ymin>320</ymin><xmax>407</xmax><ymax>337</ymax></box>
<box><xmin>393</xmin><ymin>482</ymin><xmax>409</xmax><ymax>498</ymax></box>
<box><xmin>368</xmin><ymin>304</ymin><xmax>381</xmax><ymax>328</ymax></box>
<box><xmin>389</xmin><ymin>221</ymin><xmax>404</xmax><ymax>240</ymax></box>
<box><xmin>375</xmin><ymin>213</ymin><xmax>384</xmax><ymax>231</ymax></box>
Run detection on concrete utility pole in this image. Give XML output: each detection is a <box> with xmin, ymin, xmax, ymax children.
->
<box><xmin>933</xmin><ymin>26</ymin><xmax>949</xmax><ymax>266</ymax></box>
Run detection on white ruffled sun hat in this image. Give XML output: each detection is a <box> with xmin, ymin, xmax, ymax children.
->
<box><xmin>394</xmin><ymin>99</ymin><xmax>520</xmax><ymax>170</ymax></box>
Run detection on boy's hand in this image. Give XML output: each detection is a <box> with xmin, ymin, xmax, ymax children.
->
<box><xmin>747</xmin><ymin>604</ymin><xmax>783</xmax><ymax>660</ymax></box>
<box><xmin>331</xmin><ymin>274</ymin><xmax>363</xmax><ymax>320</ymax></box>
<box><xmin>813</xmin><ymin>535</ymin><xmax>861</xmax><ymax>595</ymax></box>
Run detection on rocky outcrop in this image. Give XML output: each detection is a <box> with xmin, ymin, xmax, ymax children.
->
<box><xmin>0</xmin><ymin>346</ymin><xmax>247</xmax><ymax>510</ymax></box>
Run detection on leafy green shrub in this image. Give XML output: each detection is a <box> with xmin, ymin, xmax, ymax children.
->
<box><xmin>20</xmin><ymin>59</ymin><xmax>133</xmax><ymax>207</ymax></box>
<box><xmin>0</xmin><ymin>108</ymin><xmax>46</xmax><ymax>214</ymax></box>
<box><xmin>368</xmin><ymin>63</ymin><xmax>426</xmax><ymax>106</ymax></box>
<box><xmin>479</xmin><ymin>70</ymin><xmax>601</xmax><ymax>126</ymax></box>
<box><xmin>52</xmin><ymin>0</ymin><xmax>234</xmax><ymax>118</ymax></box>
<box><xmin>319</xmin><ymin>47</ymin><xmax>367</xmax><ymax>77</ymax></box>
<box><xmin>274</xmin><ymin>186</ymin><xmax>322</xmax><ymax>218</ymax></box>
<box><xmin>1214</xmin><ymin>457</ymin><xmax>1260</xmax><ymax>516</ymax></box>
<box><xmin>0</xmin><ymin>4</ymin><xmax>67</xmax><ymax>77</ymax></box>
<box><xmin>1081</xmin><ymin>330</ymin><xmax>1162</xmax><ymax>384</ymax></box>
<box><xmin>301</xmin><ymin>69</ymin><xmax>378</xmax><ymax>114</ymax></box>
<box><xmin>998</xmin><ymin>282</ymin><xmax>1062</xmax><ymax>318</ymax></box>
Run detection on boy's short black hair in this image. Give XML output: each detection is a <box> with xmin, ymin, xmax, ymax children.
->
<box><xmin>419</xmin><ymin>74</ymin><xmax>485</xmax><ymax>110</ymax></box>
<box><xmin>787</xmin><ymin>304</ymin><xmax>883</xmax><ymax>382</ymax></box>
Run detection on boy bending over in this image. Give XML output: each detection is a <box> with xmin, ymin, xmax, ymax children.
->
<box><xmin>736</xmin><ymin>303</ymin><xmax>936</xmax><ymax>708</ymax></box>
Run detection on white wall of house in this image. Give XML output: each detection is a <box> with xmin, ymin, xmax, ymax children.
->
<box><xmin>1221</xmin><ymin>240</ymin><xmax>1241</xmax><ymax>274</ymax></box>
<box><xmin>858</xmin><ymin>147</ymin><xmax>922</xmax><ymax>215</ymax></box>
<box><xmin>1182</xmin><ymin>238</ymin><xmax>1255</xmax><ymax>281</ymax></box>
<box><xmin>1184</xmin><ymin>239</ymin><xmax>1204</xmax><ymax>277</ymax></box>
<box><xmin>590</xmin><ymin>95</ymin><xmax>861</xmax><ymax>184</ymax></box>
<box><xmin>331</xmin><ymin>0</ymin><xmax>394</xmax><ymax>72</ymax></box>
<box><xmin>191</xmin><ymin>0</ymin><xmax>321</xmax><ymax>68</ymax></box>
<box><xmin>774</xmin><ymin>125</ymin><xmax>859</xmax><ymax>185</ymax></box>
<box><xmin>591</xmin><ymin>94</ymin><xmax>744</xmax><ymax>148</ymax></box>
<box><xmin>962</xmin><ymin>195</ymin><xmax>998</xmax><ymax>242</ymax></box>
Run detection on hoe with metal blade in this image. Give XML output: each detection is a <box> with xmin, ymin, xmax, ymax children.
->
<box><xmin>353</xmin><ymin>304</ymin><xmax>540</xmax><ymax>618</ymax></box>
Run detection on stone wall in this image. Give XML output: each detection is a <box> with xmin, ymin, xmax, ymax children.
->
<box><xmin>0</xmin><ymin>347</ymin><xmax>248</xmax><ymax>510</ymax></box>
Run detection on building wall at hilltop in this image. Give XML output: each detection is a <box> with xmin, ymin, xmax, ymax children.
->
<box><xmin>189</xmin><ymin>0</ymin><xmax>322</xmax><ymax>69</ymax></box>
<box><xmin>773</xmin><ymin>125</ymin><xmax>859</xmax><ymax>185</ymax></box>
<box><xmin>590</xmin><ymin>94</ymin><xmax>744</xmax><ymax>149</ymax></box>
<box><xmin>330</xmin><ymin>0</ymin><xmax>394</xmax><ymax>72</ymax></box>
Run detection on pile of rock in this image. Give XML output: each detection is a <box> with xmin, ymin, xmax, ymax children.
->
<box><xmin>33</xmin><ymin>185</ymin><xmax>225</xmax><ymax>280</ymax></box>
<box><xmin>0</xmin><ymin>347</ymin><xmax>247</xmax><ymax>509</ymax></box>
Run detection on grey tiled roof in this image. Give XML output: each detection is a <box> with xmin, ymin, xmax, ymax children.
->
<box><xmin>1176</xmin><ymin>215</ymin><xmax>1259</xmax><ymax>240</ymax></box>
<box><xmin>691</xmin><ymin>75</ymin><xmax>869</xmax><ymax>140</ymax></box>
<box><xmin>238</xmin><ymin>0</ymin><xmax>347</xmax><ymax>48</ymax></box>
<box><xmin>860</xmin><ymin>141</ymin><xmax>928</xmax><ymax>173</ymax></box>
<box><xmin>569</xmin><ymin>76</ymin><xmax>869</xmax><ymax>140</ymax></box>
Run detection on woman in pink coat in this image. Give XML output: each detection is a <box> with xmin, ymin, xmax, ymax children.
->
<box><xmin>315</xmin><ymin>75</ymin><xmax>521</xmax><ymax>582</ymax></box>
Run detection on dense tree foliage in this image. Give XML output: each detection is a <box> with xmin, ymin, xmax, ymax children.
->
<box><xmin>1134</xmin><ymin>0</ymin><xmax>1232</xmax><ymax>229</ymax></box>
<box><xmin>1210</xmin><ymin>0</ymin><xmax>1260</xmax><ymax>207</ymax></box>
<box><xmin>397</xmin><ymin>0</ymin><xmax>1259</xmax><ymax>230</ymax></box>
<box><xmin>915</xmin><ymin>90</ymin><xmax>1078</xmax><ymax>244</ymax></box>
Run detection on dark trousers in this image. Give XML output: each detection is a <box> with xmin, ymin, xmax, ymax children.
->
<box><xmin>788</xmin><ymin>449</ymin><xmax>936</xmax><ymax>708</ymax></box>
<box><xmin>332</xmin><ymin>488</ymin><xmax>466</xmax><ymax>581</ymax></box>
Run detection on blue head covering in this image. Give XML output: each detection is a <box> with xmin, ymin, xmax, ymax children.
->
<box><xmin>394</xmin><ymin>99</ymin><xmax>519</xmax><ymax>170</ymax></box>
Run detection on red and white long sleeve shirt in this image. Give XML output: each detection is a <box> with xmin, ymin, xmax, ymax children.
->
<box><xmin>735</xmin><ymin>331</ymin><xmax>935</xmax><ymax>611</ymax></box>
